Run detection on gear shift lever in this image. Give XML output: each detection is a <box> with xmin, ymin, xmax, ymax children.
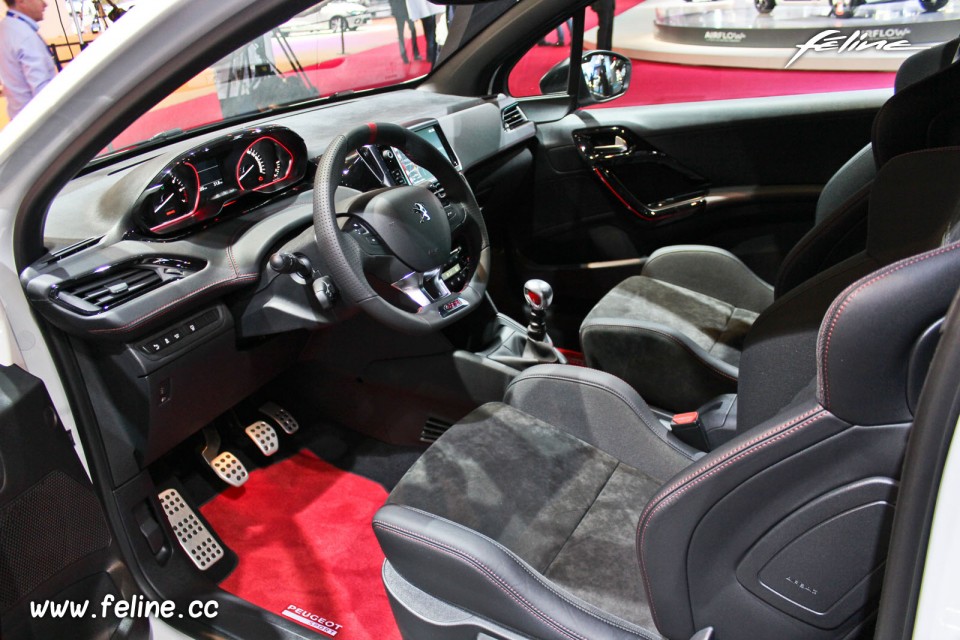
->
<box><xmin>482</xmin><ymin>279</ymin><xmax>565</xmax><ymax>370</ymax></box>
<box><xmin>524</xmin><ymin>279</ymin><xmax>553</xmax><ymax>342</ymax></box>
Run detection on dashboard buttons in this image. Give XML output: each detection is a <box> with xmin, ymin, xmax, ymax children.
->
<box><xmin>138</xmin><ymin>309</ymin><xmax>220</xmax><ymax>357</ymax></box>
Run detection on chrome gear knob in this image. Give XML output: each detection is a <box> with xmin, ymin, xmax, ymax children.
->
<box><xmin>523</xmin><ymin>279</ymin><xmax>554</xmax><ymax>312</ymax></box>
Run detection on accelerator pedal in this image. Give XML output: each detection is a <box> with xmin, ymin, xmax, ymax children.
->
<box><xmin>158</xmin><ymin>488</ymin><xmax>224</xmax><ymax>570</ymax></box>
<box><xmin>201</xmin><ymin>427</ymin><xmax>249</xmax><ymax>487</ymax></box>
<box><xmin>245</xmin><ymin>420</ymin><xmax>279</xmax><ymax>456</ymax></box>
<box><xmin>259</xmin><ymin>401</ymin><xmax>300</xmax><ymax>435</ymax></box>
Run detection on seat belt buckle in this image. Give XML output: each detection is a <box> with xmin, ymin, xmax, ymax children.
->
<box><xmin>670</xmin><ymin>411</ymin><xmax>709</xmax><ymax>451</ymax></box>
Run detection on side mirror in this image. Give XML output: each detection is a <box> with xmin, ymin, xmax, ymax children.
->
<box><xmin>538</xmin><ymin>50</ymin><xmax>632</xmax><ymax>104</ymax></box>
<box><xmin>580</xmin><ymin>51</ymin><xmax>631</xmax><ymax>103</ymax></box>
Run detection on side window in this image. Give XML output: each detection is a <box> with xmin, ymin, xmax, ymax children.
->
<box><xmin>507</xmin><ymin>0</ymin><xmax>958</xmax><ymax>106</ymax></box>
<box><xmin>507</xmin><ymin>21</ymin><xmax>575</xmax><ymax>98</ymax></box>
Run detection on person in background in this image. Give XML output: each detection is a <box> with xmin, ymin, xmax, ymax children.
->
<box><xmin>592</xmin><ymin>0</ymin><xmax>615</xmax><ymax>51</ymax></box>
<box><xmin>0</xmin><ymin>0</ymin><xmax>56</xmax><ymax>120</ymax></box>
<box><xmin>389</xmin><ymin>0</ymin><xmax>420</xmax><ymax>63</ymax></box>
<box><xmin>406</xmin><ymin>0</ymin><xmax>444</xmax><ymax>65</ymax></box>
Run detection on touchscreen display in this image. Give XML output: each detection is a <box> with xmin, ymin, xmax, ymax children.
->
<box><xmin>394</xmin><ymin>125</ymin><xmax>456</xmax><ymax>186</ymax></box>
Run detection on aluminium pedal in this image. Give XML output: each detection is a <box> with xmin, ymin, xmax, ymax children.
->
<box><xmin>208</xmin><ymin>452</ymin><xmax>249</xmax><ymax>487</ymax></box>
<box><xmin>259</xmin><ymin>401</ymin><xmax>300</xmax><ymax>434</ymax></box>
<box><xmin>244</xmin><ymin>420</ymin><xmax>279</xmax><ymax>456</ymax></box>
<box><xmin>158</xmin><ymin>489</ymin><xmax>224</xmax><ymax>570</ymax></box>
<box><xmin>201</xmin><ymin>426</ymin><xmax>249</xmax><ymax>487</ymax></box>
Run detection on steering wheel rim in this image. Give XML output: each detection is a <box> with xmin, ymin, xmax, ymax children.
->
<box><xmin>313</xmin><ymin>122</ymin><xmax>489</xmax><ymax>334</ymax></box>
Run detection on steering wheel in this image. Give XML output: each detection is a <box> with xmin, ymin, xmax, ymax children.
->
<box><xmin>314</xmin><ymin>122</ymin><xmax>489</xmax><ymax>334</ymax></box>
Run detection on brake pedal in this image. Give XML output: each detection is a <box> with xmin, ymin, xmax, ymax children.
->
<box><xmin>158</xmin><ymin>489</ymin><xmax>224</xmax><ymax>570</ymax></box>
<box><xmin>259</xmin><ymin>401</ymin><xmax>299</xmax><ymax>434</ymax></box>
<box><xmin>245</xmin><ymin>420</ymin><xmax>279</xmax><ymax>456</ymax></box>
<box><xmin>201</xmin><ymin>427</ymin><xmax>249</xmax><ymax>487</ymax></box>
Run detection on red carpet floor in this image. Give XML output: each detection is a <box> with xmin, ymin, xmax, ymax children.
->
<box><xmin>200</xmin><ymin>450</ymin><xmax>401</xmax><ymax>639</ymax></box>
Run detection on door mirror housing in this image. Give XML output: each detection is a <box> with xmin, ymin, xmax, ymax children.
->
<box><xmin>538</xmin><ymin>50</ymin><xmax>632</xmax><ymax>105</ymax></box>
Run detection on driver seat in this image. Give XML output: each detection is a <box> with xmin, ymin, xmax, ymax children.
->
<box><xmin>373</xmin><ymin>148</ymin><xmax>960</xmax><ymax>639</ymax></box>
<box><xmin>580</xmin><ymin>42</ymin><xmax>960</xmax><ymax>413</ymax></box>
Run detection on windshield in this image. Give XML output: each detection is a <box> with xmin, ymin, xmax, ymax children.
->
<box><xmin>96</xmin><ymin>0</ymin><xmax>509</xmax><ymax>157</ymax></box>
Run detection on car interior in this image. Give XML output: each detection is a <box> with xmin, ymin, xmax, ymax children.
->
<box><xmin>4</xmin><ymin>0</ymin><xmax>960</xmax><ymax>638</ymax></box>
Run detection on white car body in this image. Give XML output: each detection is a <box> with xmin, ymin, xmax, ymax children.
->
<box><xmin>285</xmin><ymin>1</ymin><xmax>372</xmax><ymax>32</ymax></box>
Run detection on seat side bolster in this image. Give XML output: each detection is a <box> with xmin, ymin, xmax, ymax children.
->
<box><xmin>504</xmin><ymin>364</ymin><xmax>700</xmax><ymax>479</ymax></box>
<box><xmin>580</xmin><ymin>318</ymin><xmax>738</xmax><ymax>411</ymax></box>
<box><xmin>374</xmin><ymin>504</ymin><xmax>662</xmax><ymax>640</ymax></box>
<box><xmin>635</xmin><ymin>405</ymin><xmax>837</xmax><ymax>639</ymax></box>
<box><xmin>642</xmin><ymin>246</ymin><xmax>774</xmax><ymax>314</ymax></box>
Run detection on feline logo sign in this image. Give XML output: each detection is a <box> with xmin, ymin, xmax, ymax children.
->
<box><xmin>786</xmin><ymin>29</ymin><xmax>928</xmax><ymax>67</ymax></box>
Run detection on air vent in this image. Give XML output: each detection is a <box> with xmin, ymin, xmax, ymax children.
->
<box><xmin>52</xmin><ymin>257</ymin><xmax>204</xmax><ymax>316</ymax></box>
<box><xmin>501</xmin><ymin>103</ymin><xmax>528</xmax><ymax>131</ymax></box>
<box><xmin>420</xmin><ymin>417</ymin><xmax>453</xmax><ymax>443</ymax></box>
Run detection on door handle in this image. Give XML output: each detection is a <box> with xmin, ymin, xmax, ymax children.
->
<box><xmin>592</xmin><ymin>136</ymin><xmax>629</xmax><ymax>155</ymax></box>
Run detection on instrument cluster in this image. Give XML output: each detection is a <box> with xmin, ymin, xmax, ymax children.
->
<box><xmin>134</xmin><ymin>126</ymin><xmax>308</xmax><ymax>237</ymax></box>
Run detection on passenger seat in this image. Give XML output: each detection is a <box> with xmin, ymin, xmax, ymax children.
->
<box><xmin>580</xmin><ymin>39</ymin><xmax>960</xmax><ymax>415</ymax></box>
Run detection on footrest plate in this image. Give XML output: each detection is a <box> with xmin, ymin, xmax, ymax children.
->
<box><xmin>158</xmin><ymin>489</ymin><xmax>224</xmax><ymax>570</ymax></box>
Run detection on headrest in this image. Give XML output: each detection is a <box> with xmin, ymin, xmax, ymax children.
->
<box><xmin>866</xmin><ymin>148</ymin><xmax>960</xmax><ymax>264</ymax></box>
<box><xmin>816</xmin><ymin>241</ymin><xmax>960</xmax><ymax>424</ymax></box>
<box><xmin>874</xmin><ymin>60</ymin><xmax>960</xmax><ymax>167</ymax></box>
<box><xmin>894</xmin><ymin>37</ymin><xmax>960</xmax><ymax>93</ymax></box>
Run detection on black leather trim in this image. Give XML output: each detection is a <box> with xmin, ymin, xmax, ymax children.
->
<box><xmin>374</xmin><ymin>504</ymin><xmax>663</xmax><ymax>640</ymax></box>
<box><xmin>636</xmin><ymin>404</ymin><xmax>832</xmax><ymax>638</ymax></box>
<box><xmin>817</xmin><ymin>240</ymin><xmax>960</xmax><ymax>424</ymax></box>
<box><xmin>774</xmin><ymin>181</ymin><xmax>871</xmax><ymax>298</ymax></box>
<box><xmin>873</xmin><ymin>60</ymin><xmax>960</xmax><ymax>168</ymax></box>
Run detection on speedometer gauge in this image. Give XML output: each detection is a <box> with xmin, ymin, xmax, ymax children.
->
<box><xmin>143</xmin><ymin>163</ymin><xmax>200</xmax><ymax>233</ymax></box>
<box><xmin>236</xmin><ymin>137</ymin><xmax>294</xmax><ymax>191</ymax></box>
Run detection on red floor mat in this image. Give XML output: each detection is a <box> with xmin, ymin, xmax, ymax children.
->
<box><xmin>200</xmin><ymin>450</ymin><xmax>401</xmax><ymax>640</ymax></box>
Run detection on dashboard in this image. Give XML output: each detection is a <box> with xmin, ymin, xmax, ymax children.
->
<box><xmin>22</xmin><ymin>89</ymin><xmax>535</xmax><ymax>480</ymax></box>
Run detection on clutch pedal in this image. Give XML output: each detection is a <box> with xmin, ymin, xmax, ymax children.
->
<box><xmin>245</xmin><ymin>420</ymin><xmax>279</xmax><ymax>456</ymax></box>
<box><xmin>201</xmin><ymin>427</ymin><xmax>249</xmax><ymax>487</ymax></box>
<box><xmin>158</xmin><ymin>488</ymin><xmax>224</xmax><ymax>570</ymax></box>
<box><xmin>259</xmin><ymin>401</ymin><xmax>300</xmax><ymax>434</ymax></box>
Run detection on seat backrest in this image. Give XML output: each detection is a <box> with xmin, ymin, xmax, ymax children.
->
<box><xmin>738</xmin><ymin>147</ymin><xmax>960</xmax><ymax>429</ymax></box>
<box><xmin>637</xmin><ymin>228</ymin><xmax>960</xmax><ymax>640</ymax></box>
<box><xmin>774</xmin><ymin>37</ymin><xmax>959</xmax><ymax>298</ymax></box>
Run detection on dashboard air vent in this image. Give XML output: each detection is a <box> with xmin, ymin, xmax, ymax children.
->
<box><xmin>501</xmin><ymin>104</ymin><xmax>528</xmax><ymax>131</ymax></box>
<box><xmin>52</xmin><ymin>257</ymin><xmax>205</xmax><ymax>316</ymax></box>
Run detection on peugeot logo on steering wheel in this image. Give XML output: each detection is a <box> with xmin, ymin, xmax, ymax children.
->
<box><xmin>413</xmin><ymin>202</ymin><xmax>431</xmax><ymax>224</ymax></box>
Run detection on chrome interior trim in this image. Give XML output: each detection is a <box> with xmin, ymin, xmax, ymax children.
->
<box><xmin>392</xmin><ymin>267</ymin><xmax>451</xmax><ymax>308</ymax></box>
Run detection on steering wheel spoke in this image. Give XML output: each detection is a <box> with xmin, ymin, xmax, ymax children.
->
<box><xmin>392</xmin><ymin>267</ymin><xmax>452</xmax><ymax>309</ymax></box>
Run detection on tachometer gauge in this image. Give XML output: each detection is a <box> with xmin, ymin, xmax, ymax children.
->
<box><xmin>143</xmin><ymin>163</ymin><xmax>200</xmax><ymax>233</ymax></box>
<box><xmin>236</xmin><ymin>137</ymin><xmax>294</xmax><ymax>191</ymax></box>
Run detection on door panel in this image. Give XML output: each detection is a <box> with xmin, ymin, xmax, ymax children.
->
<box><xmin>496</xmin><ymin>90</ymin><xmax>884</xmax><ymax>347</ymax></box>
<box><xmin>0</xmin><ymin>365</ymin><xmax>141</xmax><ymax>640</ymax></box>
